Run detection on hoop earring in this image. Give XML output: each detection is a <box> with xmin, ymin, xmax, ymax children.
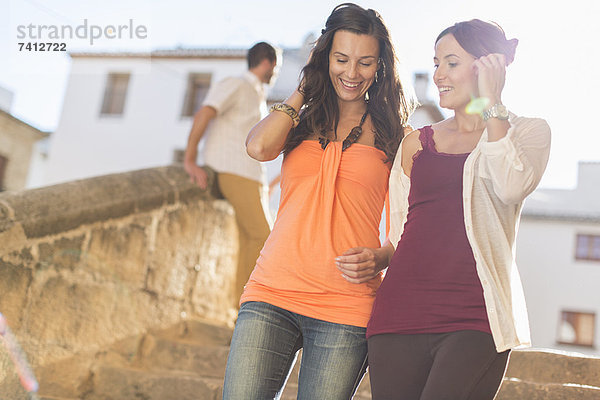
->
<box><xmin>375</xmin><ymin>71</ymin><xmax>379</xmax><ymax>83</ymax></box>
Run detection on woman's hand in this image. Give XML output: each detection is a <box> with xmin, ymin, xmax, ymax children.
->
<box><xmin>335</xmin><ymin>244</ymin><xmax>393</xmax><ymax>284</ymax></box>
<box><xmin>473</xmin><ymin>53</ymin><xmax>506</xmax><ymax>105</ymax></box>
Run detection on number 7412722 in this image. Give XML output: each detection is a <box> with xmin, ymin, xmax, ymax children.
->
<box><xmin>18</xmin><ymin>42</ymin><xmax>66</xmax><ymax>51</ymax></box>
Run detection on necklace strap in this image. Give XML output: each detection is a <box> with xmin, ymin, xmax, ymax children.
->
<box><xmin>319</xmin><ymin>110</ymin><xmax>369</xmax><ymax>151</ymax></box>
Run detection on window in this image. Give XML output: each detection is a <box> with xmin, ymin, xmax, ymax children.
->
<box><xmin>575</xmin><ymin>234</ymin><xmax>600</xmax><ymax>261</ymax></box>
<box><xmin>558</xmin><ymin>311</ymin><xmax>595</xmax><ymax>347</ymax></box>
<box><xmin>181</xmin><ymin>73</ymin><xmax>212</xmax><ymax>117</ymax></box>
<box><xmin>0</xmin><ymin>154</ymin><xmax>7</xmax><ymax>190</ymax></box>
<box><xmin>100</xmin><ymin>73</ymin><xmax>130</xmax><ymax>116</ymax></box>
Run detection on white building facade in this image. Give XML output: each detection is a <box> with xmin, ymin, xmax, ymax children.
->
<box><xmin>517</xmin><ymin>162</ymin><xmax>600</xmax><ymax>356</ymax></box>
<box><xmin>44</xmin><ymin>49</ymin><xmax>290</xmax><ymax>186</ymax></box>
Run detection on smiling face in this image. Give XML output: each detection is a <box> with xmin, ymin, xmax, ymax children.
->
<box><xmin>328</xmin><ymin>30</ymin><xmax>380</xmax><ymax>105</ymax></box>
<box><xmin>433</xmin><ymin>33</ymin><xmax>479</xmax><ymax>111</ymax></box>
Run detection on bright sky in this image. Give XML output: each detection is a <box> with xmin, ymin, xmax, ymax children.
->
<box><xmin>1</xmin><ymin>0</ymin><xmax>598</xmax><ymax>189</ymax></box>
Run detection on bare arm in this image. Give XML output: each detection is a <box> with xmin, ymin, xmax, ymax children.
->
<box><xmin>400</xmin><ymin>129</ymin><xmax>422</xmax><ymax>178</ymax></box>
<box><xmin>246</xmin><ymin>90</ymin><xmax>305</xmax><ymax>161</ymax></box>
<box><xmin>184</xmin><ymin>105</ymin><xmax>217</xmax><ymax>188</ymax></box>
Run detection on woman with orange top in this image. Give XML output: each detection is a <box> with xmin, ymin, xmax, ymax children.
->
<box><xmin>222</xmin><ymin>3</ymin><xmax>413</xmax><ymax>399</ymax></box>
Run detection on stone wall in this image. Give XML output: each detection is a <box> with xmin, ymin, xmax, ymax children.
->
<box><xmin>499</xmin><ymin>348</ymin><xmax>600</xmax><ymax>399</ymax></box>
<box><xmin>0</xmin><ymin>166</ymin><xmax>238</xmax><ymax>388</ymax></box>
<box><xmin>2</xmin><ymin>164</ymin><xmax>600</xmax><ymax>399</ymax></box>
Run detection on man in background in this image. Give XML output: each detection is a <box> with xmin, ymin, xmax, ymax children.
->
<box><xmin>184</xmin><ymin>42</ymin><xmax>279</xmax><ymax>307</ymax></box>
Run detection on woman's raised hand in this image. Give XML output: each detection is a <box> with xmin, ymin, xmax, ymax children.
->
<box><xmin>473</xmin><ymin>53</ymin><xmax>506</xmax><ymax>105</ymax></box>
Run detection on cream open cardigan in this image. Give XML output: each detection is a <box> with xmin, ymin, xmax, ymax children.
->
<box><xmin>387</xmin><ymin>113</ymin><xmax>551</xmax><ymax>352</ymax></box>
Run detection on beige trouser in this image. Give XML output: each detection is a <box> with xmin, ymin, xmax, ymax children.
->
<box><xmin>217</xmin><ymin>173</ymin><xmax>271</xmax><ymax>307</ymax></box>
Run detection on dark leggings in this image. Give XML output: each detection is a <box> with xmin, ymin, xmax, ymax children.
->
<box><xmin>368</xmin><ymin>330</ymin><xmax>510</xmax><ymax>400</ymax></box>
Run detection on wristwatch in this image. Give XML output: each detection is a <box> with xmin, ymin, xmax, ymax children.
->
<box><xmin>482</xmin><ymin>103</ymin><xmax>509</xmax><ymax>121</ymax></box>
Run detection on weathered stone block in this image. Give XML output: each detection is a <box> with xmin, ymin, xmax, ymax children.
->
<box><xmin>89</xmin><ymin>366</ymin><xmax>223</xmax><ymax>400</ymax></box>
<box><xmin>497</xmin><ymin>379</ymin><xmax>600</xmax><ymax>400</ymax></box>
<box><xmin>137</xmin><ymin>336</ymin><xmax>230</xmax><ymax>378</ymax></box>
<box><xmin>191</xmin><ymin>202</ymin><xmax>237</xmax><ymax>322</ymax></box>
<box><xmin>0</xmin><ymin>167</ymin><xmax>201</xmax><ymax>239</ymax></box>
<box><xmin>0</xmin><ymin>259</ymin><xmax>32</xmax><ymax>329</ymax></box>
<box><xmin>0</xmin><ymin>200</ymin><xmax>14</xmax><ymax>233</ymax></box>
<box><xmin>153</xmin><ymin>319</ymin><xmax>232</xmax><ymax>346</ymax></box>
<box><xmin>0</xmin><ymin>166</ymin><xmax>241</xmax><ymax>394</ymax></box>
<box><xmin>35</xmin><ymin>353</ymin><xmax>95</xmax><ymax>399</ymax></box>
<box><xmin>25</xmin><ymin>277</ymin><xmax>115</xmax><ymax>351</ymax></box>
<box><xmin>0</xmin><ymin>223</ymin><xmax>28</xmax><ymax>255</ymax></box>
<box><xmin>122</xmin><ymin>168</ymin><xmax>176</xmax><ymax>213</ymax></box>
<box><xmin>146</xmin><ymin>264</ymin><xmax>190</xmax><ymax>300</ymax></box>
<box><xmin>3</xmin><ymin>180</ymin><xmax>132</xmax><ymax>238</ymax></box>
<box><xmin>148</xmin><ymin>206</ymin><xmax>207</xmax><ymax>299</ymax></box>
<box><xmin>1</xmin><ymin>246</ymin><xmax>34</xmax><ymax>265</ymax></box>
<box><xmin>24</xmin><ymin>276</ymin><xmax>182</xmax><ymax>360</ymax></box>
<box><xmin>506</xmin><ymin>349</ymin><xmax>600</xmax><ymax>387</ymax></box>
<box><xmin>37</xmin><ymin>235</ymin><xmax>85</xmax><ymax>271</ymax></box>
<box><xmin>86</xmin><ymin>225</ymin><xmax>148</xmax><ymax>286</ymax></box>
<box><xmin>0</xmin><ymin>368</ymin><xmax>31</xmax><ymax>400</ymax></box>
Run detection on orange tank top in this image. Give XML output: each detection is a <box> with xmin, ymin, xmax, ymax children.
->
<box><xmin>240</xmin><ymin>140</ymin><xmax>390</xmax><ymax>327</ymax></box>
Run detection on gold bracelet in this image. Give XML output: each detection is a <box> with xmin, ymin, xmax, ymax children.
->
<box><xmin>269</xmin><ymin>103</ymin><xmax>300</xmax><ymax>128</ymax></box>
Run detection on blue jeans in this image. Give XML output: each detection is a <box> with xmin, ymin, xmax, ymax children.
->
<box><xmin>222</xmin><ymin>301</ymin><xmax>368</xmax><ymax>400</ymax></box>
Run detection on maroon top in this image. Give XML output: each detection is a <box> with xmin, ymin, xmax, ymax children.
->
<box><xmin>367</xmin><ymin>126</ymin><xmax>490</xmax><ymax>338</ymax></box>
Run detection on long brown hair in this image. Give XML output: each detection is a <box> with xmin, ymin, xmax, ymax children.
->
<box><xmin>283</xmin><ymin>3</ymin><xmax>414</xmax><ymax>162</ymax></box>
